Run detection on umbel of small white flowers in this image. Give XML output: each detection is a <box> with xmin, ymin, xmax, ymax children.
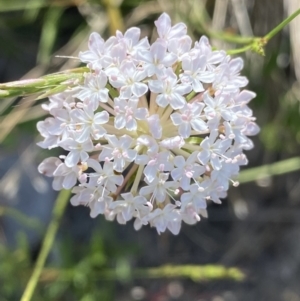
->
<box><xmin>37</xmin><ymin>13</ymin><xmax>259</xmax><ymax>235</ymax></box>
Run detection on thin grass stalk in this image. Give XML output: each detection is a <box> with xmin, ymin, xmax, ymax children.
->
<box><xmin>20</xmin><ymin>189</ymin><xmax>71</xmax><ymax>301</ymax></box>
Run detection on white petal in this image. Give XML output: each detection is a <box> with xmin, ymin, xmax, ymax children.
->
<box><xmin>132</xmin><ymin>82</ymin><xmax>148</xmax><ymax>97</ymax></box>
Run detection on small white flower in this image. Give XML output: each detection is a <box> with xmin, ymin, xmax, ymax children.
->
<box><xmin>114</xmin><ymin>96</ymin><xmax>148</xmax><ymax>131</ymax></box>
<box><xmin>75</xmin><ymin>71</ymin><xmax>109</xmax><ymax>110</ymax></box>
<box><xmin>70</xmin><ymin>102</ymin><xmax>109</xmax><ymax>142</ymax></box>
<box><xmin>170</xmin><ymin>102</ymin><xmax>208</xmax><ymax>138</ymax></box>
<box><xmin>99</xmin><ymin>135</ymin><xmax>137</xmax><ymax>172</ymax></box>
<box><xmin>149</xmin><ymin>68</ymin><xmax>192</xmax><ymax>109</ymax></box>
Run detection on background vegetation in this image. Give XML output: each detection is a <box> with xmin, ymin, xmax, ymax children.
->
<box><xmin>0</xmin><ymin>0</ymin><xmax>300</xmax><ymax>300</ymax></box>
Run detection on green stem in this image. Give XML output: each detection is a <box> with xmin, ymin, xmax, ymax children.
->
<box><xmin>264</xmin><ymin>8</ymin><xmax>300</xmax><ymax>41</ymax></box>
<box><xmin>237</xmin><ymin>157</ymin><xmax>300</xmax><ymax>184</ymax></box>
<box><xmin>186</xmin><ymin>91</ymin><xmax>196</xmax><ymax>101</ymax></box>
<box><xmin>20</xmin><ymin>189</ymin><xmax>71</xmax><ymax>301</ymax></box>
<box><xmin>226</xmin><ymin>45</ymin><xmax>252</xmax><ymax>55</ymax></box>
<box><xmin>209</xmin><ymin>31</ymin><xmax>254</xmax><ymax>44</ymax></box>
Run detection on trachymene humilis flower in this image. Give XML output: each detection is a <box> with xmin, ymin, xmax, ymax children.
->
<box><xmin>37</xmin><ymin>13</ymin><xmax>259</xmax><ymax>235</ymax></box>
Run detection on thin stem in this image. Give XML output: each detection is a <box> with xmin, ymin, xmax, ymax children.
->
<box><xmin>226</xmin><ymin>45</ymin><xmax>252</xmax><ymax>55</ymax></box>
<box><xmin>149</xmin><ymin>92</ymin><xmax>157</xmax><ymax>114</ymax></box>
<box><xmin>209</xmin><ymin>31</ymin><xmax>254</xmax><ymax>44</ymax></box>
<box><xmin>264</xmin><ymin>8</ymin><xmax>300</xmax><ymax>41</ymax></box>
<box><xmin>131</xmin><ymin>163</ymin><xmax>145</xmax><ymax>195</ymax></box>
<box><xmin>115</xmin><ymin>163</ymin><xmax>139</xmax><ymax>196</ymax></box>
<box><xmin>20</xmin><ymin>189</ymin><xmax>71</xmax><ymax>301</ymax></box>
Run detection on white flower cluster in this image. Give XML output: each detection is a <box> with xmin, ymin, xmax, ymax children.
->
<box><xmin>37</xmin><ymin>13</ymin><xmax>259</xmax><ymax>235</ymax></box>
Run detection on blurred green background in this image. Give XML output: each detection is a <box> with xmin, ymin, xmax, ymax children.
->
<box><xmin>1</xmin><ymin>0</ymin><xmax>300</xmax><ymax>300</ymax></box>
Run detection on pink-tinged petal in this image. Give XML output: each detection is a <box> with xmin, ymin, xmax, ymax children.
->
<box><xmin>191</xmin><ymin>119</ymin><xmax>207</xmax><ymax>132</ymax></box>
<box><xmin>174</xmin><ymin>156</ymin><xmax>185</xmax><ymax>168</ymax></box>
<box><xmin>155</xmin><ymin>215</ymin><xmax>168</xmax><ymax>234</ymax></box>
<box><xmin>94</xmin><ymin>111</ymin><xmax>109</xmax><ymax>124</ymax></box>
<box><xmin>88</xmin><ymin>32</ymin><xmax>104</xmax><ymax>53</ymax></box>
<box><xmin>53</xmin><ymin>163</ymin><xmax>69</xmax><ymax>176</ymax></box>
<box><xmin>120</xmin><ymin>86</ymin><xmax>132</xmax><ymax>99</ymax></box>
<box><xmin>148</xmin><ymin>80</ymin><xmax>164</xmax><ymax>93</ymax></box>
<box><xmin>76</xmin><ymin>127</ymin><xmax>91</xmax><ymax>143</ymax></box>
<box><xmin>180</xmin><ymin>176</ymin><xmax>190</xmax><ymax>191</ymax></box>
<box><xmin>170</xmin><ymin>113</ymin><xmax>183</xmax><ymax>125</ymax></box>
<box><xmin>110</xmin><ymin>174</ymin><xmax>124</xmax><ymax>186</ymax></box>
<box><xmin>78</xmin><ymin>51</ymin><xmax>98</xmax><ymax>63</ymax></box>
<box><xmin>192</xmin><ymin>79</ymin><xmax>204</xmax><ymax>92</ymax></box>
<box><xmin>209</xmin><ymin>51</ymin><xmax>226</xmax><ymax>64</ymax></box>
<box><xmin>162</xmin><ymin>53</ymin><xmax>177</xmax><ymax>67</ymax></box>
<box><xmin>169</xmin><ymin>22</ymin><xmax>187</xmax><ymax>39</ymax></box>
<box><xmin>126</xmin><ymin>149</ymin><xmax>137</xmax><ymax>161</ymax></box>
<box><xmin>126</xmin><ymin>119</ymin><xmax>137</xmax><ymax>131</ymax></box>
<box><xmin>200</xmin><ymin>137</ymin><xmax>210</xmax><ymax>149</ymax></box>
<box><xmin>132</xmin><ymin>82</ymin><xmax>148</xmax><ymax>97</ymax></box>
<box><xmin>156</xmin><ymin>187</ymin><xmax>166</xmax><ymax>203</ymax></box>
<box><xmin>171</xmin><ymin>168</ymin><xmax>183</xmax><ymax>181</ymax></box>
<box><xmin>193</xmin><ymin>55</ymin><xmax>206</xmax><ymax>71</ymax></box>
<box><xmin>144</xmin><ymin>165</ymin><xmax>157</xmax><ymax>183</ymax></box>
<box><xmin>122</xmin><ymin>205</ymin><xmax>134</xmax><ymax>222</ymax></box>
<box><xmin>159</xmin><ymin>136</ymin><xmax>184</xmax><ymax>149</ymax></box>
<box><xmin>99</xmin><ymin>148</ymin><xmax>113</xmax><ymax>161</ymax></box>
<box><xmin>178</xmin><ymin>122</ymin><xmax>191</xmax><ymax>138</ymax></box>
<box><xmin>168</xmin><ymin>220</ymin><xmax>181</xmax><ymax>235</ymax></box>
<box><xmin>70</xmin><ymin>109</ymin><xmax>85</xmax><ymax>122</ymax></box>
<box><xmin>93</xmin><ymin>125</ymin><xmax>107</xmax><ymax>139</ymax></box>
<box><xmin>147</xmin><ymin>114</ymin><xmax>162</xmax><ymax>139</ymax></box>
<box><xmin>236</xmin><ymin>90</ymin><xmax>256</xmax><ymax>104</ymax></box>
<box><xmin>98</xmin><ymin>90</ymin><xmax>109</xmax><ymax>103</ymax></box>
<box><xmin>135</xmin><ymin>108</ymin><xmax>148</xmax><ymax>120</ymax></box>
<box><xmin>109</xmin><ymin>75</ymin><xmax>126</xmax><ymax>88</ymax></box>
<box><xmin>87</xmin><ymin>158</ymin><xmax>102</xmax><ymax>172</ymax></box>
<box><xmin>138</xmin><ymin>49</ymin><xmax>153</xmax><ymax>63</ymax></box>
<box><xmin>120</xmin><ymin>135</ymin><xmax>133</xmax><ymax>149</ymax></box>
<box><xmin>105</xmin><ymin>134</ymin><xmax>119</xmax><ymax>147</ymax></box>
<box><xmin>229</xmin><ymin>57</ymin><xmax>244</xmax><ymax>73</ymax></box>
<box><xmin>244</xmin><ymin>122</ymin><xmax>260</xmax><ymax>136</ymax></box>
<box><xmin>155</xmin><ymin>13</ymin><xmax>171</xmax><ymax>38</ymax></box>
<box><xmin>115</xmin><ymin>115</ymin><xmax>126</xmax><ymax>129</ymax></box>
<box><xmin>134</xmin><ymin>69</ymin><xmax>148</xmax><ymax>82</ymax></box>
<box><xmin>174</xmin><ymin>84</ymin><xmax>192</xmax><ymax>95</ymax></box>
<box><xmin>232</xmin><ymin>77</ymin><xmax>248</xmax><ymax>87</ymax></box>
<box><xmin>124</xmin><ymin>27</ymin><xmax>140</xmax><ymax>45</ymax></box>
<box><xmin>182</xmin><ymin>57</ymin><xmax>193</xmax><ymax>71</ymax></box>
<box><xmin>197</xmin><ymin>150</ymin><xmax>210</xmax><ymax>165</ymax></box>
<box><xmin>135</xmin><ymin>154</ymin><xmax>148</xmax><ymax>165</ymax></box>
<box><xmin>114</xmin><ymin>158</ymin><xmax>125</xmax><ymax>172</ymax></box>
<box><xmin>52</xmin><ymin>177</ymin><xmax>63</xmax><ymax>191</ymax></box>
<box><xmin>140</xmin><ymin>185</ymin><xmax>155</xmax><ymax>196</ymax></box>
<box><xmin>150</xmin><ymin>41</ymin><xmax>167</xmax><ymax>61</ymax></box>
<box><xmin>136</xmin><ymin>37</ymin><xmax>150</xmax><ymax>50</ymax></box>
<box><xmin>156</xmin><ymin>94</ymin><xmax>169</xmax><ymax>108</ymax></box>
<box><xmin>90</xmin><ymin>201</ymin><xmax>106</xmax><ymax>218</ymax></box>
<box><xmin>211</xmin><ymin>156</ymin><xmax>222</xmax><ymax>170</ymax></box>
<box><xmin>80</xmin><ymin>150</ymin><xmax>90</xmax><ymax>162</ymax></box>
<box><xmin>65</xmin><ymin>151</ymin><xmax>80</xmax><ymax>167</ymax></box>
<box><xmin>63</xmin><ymin>173</ymin><xmax>77</xmax><ymax>189</ymax></box>
<box><xmin>170</xmin><ymin>94</ymin><xmax>186</xmax><ymax>110</ymax></box>
<box><xmin>121</xmin><ymin>60</ymin><xmax>136</xmax><ymax>76</ymax></box>
<box><xmin>38</xmin><ymin>157</ymin><xmax>62</xmax><ymax>176</ymax></box>
<box><xmin>198</xmin><ymin>71</ymin><xmax>215</xmax><ymax>83</ymax></box>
